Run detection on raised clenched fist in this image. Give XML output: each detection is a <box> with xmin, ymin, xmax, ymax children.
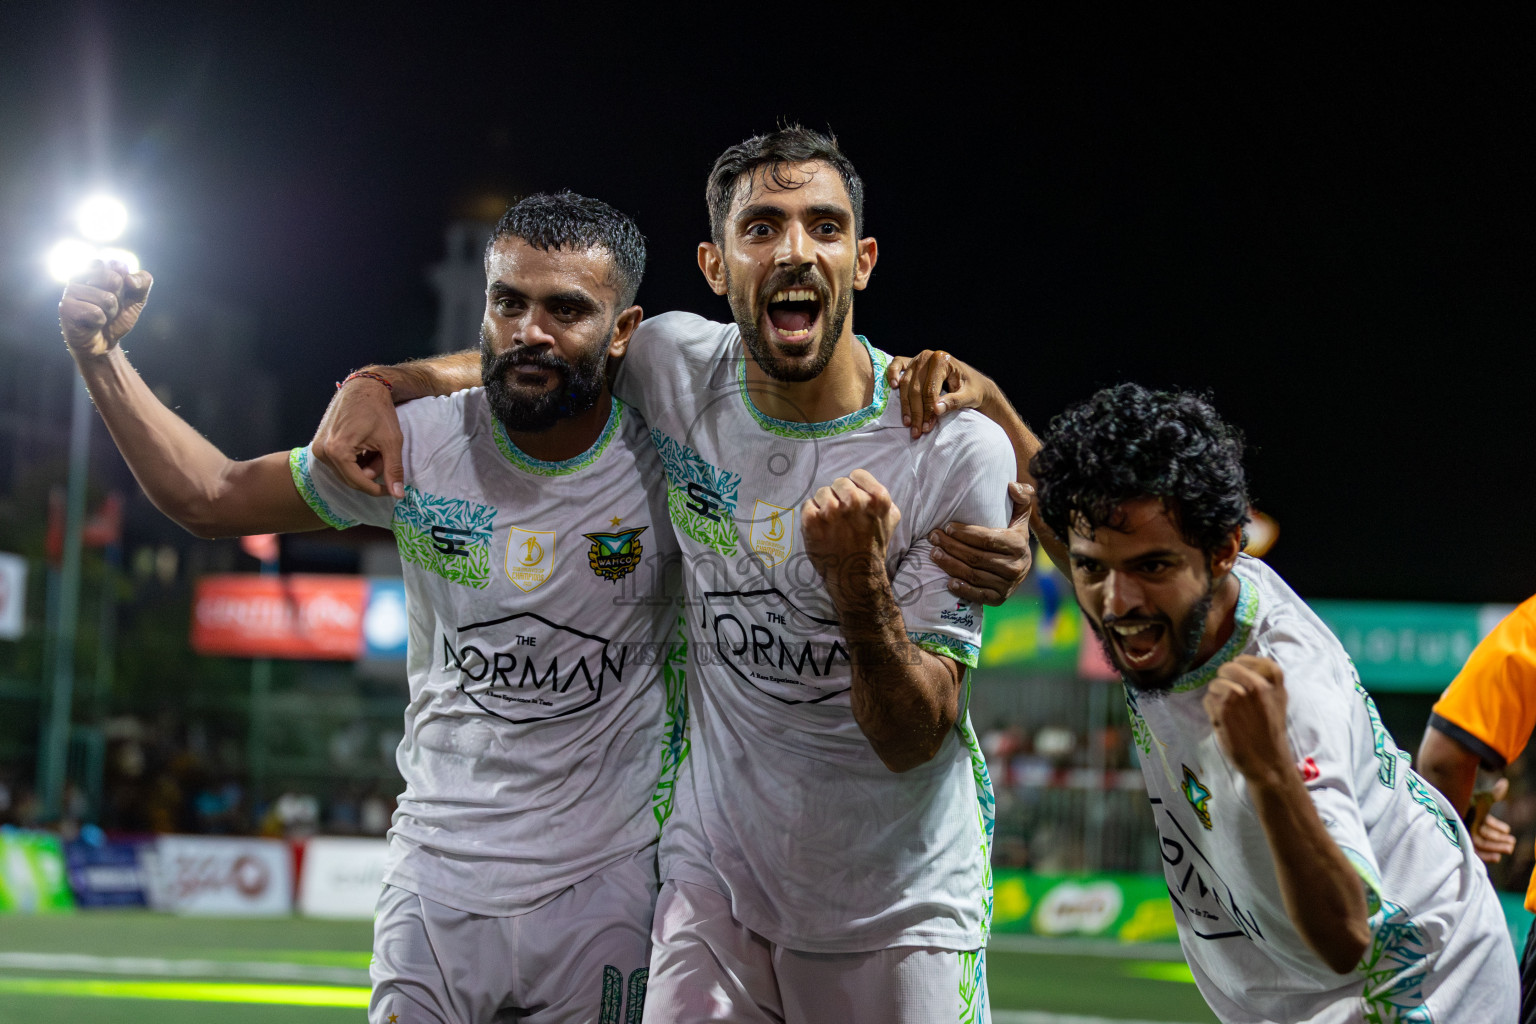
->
<box><xmin>802</xmin><ymin>468</ymin><xmax>901</xmax><ymax>603</ymax></box>
<box><xmin>59</xmin><ymin>259</ymin><xmax>153</xmax><ymax>358</ymax></box>
<box><xmin>1203</xmin><ymin>654</ymin><xmax>1294</xmax><ymax>787</ymax></box>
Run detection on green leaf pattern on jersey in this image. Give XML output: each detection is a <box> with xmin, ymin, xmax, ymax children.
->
<box><xmin>288</xmin><ymin>447</ymin><xmax>359</xmax><ymax>530</ymax></box>
<box><xmin>735</xmin><ymin>337</ymin><xmax>892</xmax><ymax>439</ymax></box>
<box><xmin>1353</xmin><ymin>672</ymin><xmax>1400</xmax><ymax>789</ymax></box>
<box><xmin>1358</xmin><ymin>899</ymin><xmax>1434</xmax><ymax>1023</ymax></box>
<box><xmin>1124</xmin><ymin>687</ymin><xmax>1153</xmax><ymax>756</ymax></box>
<box><xmin>1352</xmin><ymin>668</ymin><xmax>1459</xmax><ymax>847</ymax></box>
<box><xmin>391</xmin><ymin>484</ymin><xmax>496</xmax><ymax>589</ymax></box>
<box><xmin>650</xmin><ymin>616</ymin><xmax>690</xmax><ymax>832</ymax></box>
<box><xmin>650</xmin><ymin>429</ymin><xmax>741</xmax><ymax>556</ymax></box>
<box><xmin>910</xmin><ymin>631</ymin><xmax>980</xmax><ymax>669</ymax></box>
<box><xmin>958</xmin><ymin>948</ymin><xmax>987</xmax><ymax>1024</ymax></box>
<box><xmin>958</xmin><ymin>713</ymin><xmax>994</xmax><ymax>1023</ymax></box>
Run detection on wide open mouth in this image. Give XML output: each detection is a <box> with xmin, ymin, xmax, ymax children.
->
<box><xmin>764</xmin><ymin>287</ymin><xmax>824</xmax><ymax>344</ymax></box>
<box><xmin>1107</xmin><ymin>618</ymin><xmax>1168</xmax><ymax>672</ymax></box>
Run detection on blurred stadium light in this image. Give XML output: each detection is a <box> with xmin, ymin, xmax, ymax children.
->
<box><xmin>73</xmin><ymin>195</ymin><xmax>128</xmax><ymax>243</ymax></box>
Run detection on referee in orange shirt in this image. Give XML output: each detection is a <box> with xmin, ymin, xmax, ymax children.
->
<box><xmin>1418</xmin><ymin>595</ymin><xmax>1536</xmax><ymax>1023</ymax></box>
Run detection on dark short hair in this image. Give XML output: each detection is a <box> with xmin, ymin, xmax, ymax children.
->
<box><xmin>486</xmin><ymin>191</ymin><xmax>647</xmax><ymax>309</ymax></box>
<box><xmin>1032</xmin><ymin>384</ymin><xmax>1250</xmax><ymax>556</ymax></box>
<box><xmin>705</xmin><ymin>126</ymin><xmax>865</xmax><ymax>245</ymax></box>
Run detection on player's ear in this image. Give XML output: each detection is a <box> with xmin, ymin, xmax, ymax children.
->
<box><xmin>608</xmin><ymin>306</ymin><xmax>642</xmax><ymax>359</ymax></box>
<box><xmin>853</xmin><ymin>236</ymin><xmax>878</xmax><ymax>291</ymax></box>
<box><xmin>1210</xmin><ymin>525</ymin><xmax>1243</xmax><ymax>577</ymax></box>
<box><xmin>697</xmin><ymin>242</ymin><xmax>728</xmax><ymax>296</ymax></box>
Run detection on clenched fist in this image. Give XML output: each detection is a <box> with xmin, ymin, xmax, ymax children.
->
<box><xmin>802</xmin><ymin>469</ymin><xmax>901</xmax><ymax>604</ymax></box>
<box><xmin>59</xmin><ymin>260</ymin><xmax>153</xmax><ymax>358</ymax></box>
<box><xmin>1204</xmin><ymin>655</ymin><xmax>1294</xmax><ymax>787</ymax></box>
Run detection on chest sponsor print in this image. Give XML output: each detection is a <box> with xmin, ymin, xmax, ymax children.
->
<box><xmin>700</xmin><ymin>587</ymin><xmax>850</xmax><ymax>704</ymax></box>
<box><xmin>505</xmin><ymin>526</ymin><xmax>556</xmax><ymax>593</ymax></box>
<box><xmin>445</xmin><ymin>611</ymin><xmax>631</xmax><ymax>723</ymax></box>
<box><xmin>746</xmin><ymin>500</ymin><xmax>794</xmax><ymax>568</ymax></box>
<box><xmin>1153</xmin><ymin>798</ymin><xmax>1265</xmax><ymax>945</ymax></box>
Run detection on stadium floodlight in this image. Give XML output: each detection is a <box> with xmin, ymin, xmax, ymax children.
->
<box><xmin>46</xmin><ymin>239</ymin><xmax>97</xmax><ymax>283</ymax></box>
<box><xmin>74</xmin><ymin>194</ymin><xmax>128</xmax><ymax>243</ymax></box>
<box><xmin>46</xmin><ymin>241</ymin><xmax>140</xmax><ymax>283</ymax></box>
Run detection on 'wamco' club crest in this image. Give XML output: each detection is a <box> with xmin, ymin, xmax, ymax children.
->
<box><xmin>583</xmin><ymin>526</ymin><xmax>646</xmax><ymax>582</ymax></box>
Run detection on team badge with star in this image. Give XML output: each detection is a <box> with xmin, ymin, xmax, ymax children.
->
<box><xmin>583</xmin><ymin>525</ymin><xmax>647</xmax><ymax>582</ymax></box>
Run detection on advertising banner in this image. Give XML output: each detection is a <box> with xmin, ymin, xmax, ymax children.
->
<box><xmin>64</xmin><ymin>836</ymin><xmax>156</xmax><ymax>908</ymax></box>
<box><xmin>0</xmin><ymin>829</ymin><xmax>75</xmax><ymax>913</ymax></box>
<box><xmin>191</xmin><ymin>574</ymin><xmax>369</xmax><ymax>660</ymax></box>
<box><xmin>991</xmin><ymin>869</ymin><xmax>1178</xmax><ymax>942</ymax></box>
<box><xmin>153</xmin><ymin>835</ymin><xmax>293</xmax><ymax>916</ymax></box>
<box><xmin>297</xmin><ymin>836</ymin><xmax>389</xmax><ymax>918</ymax></box>
<box><xmin>0</xmin><ymin>552</ymin><xmax>26</xmax><ymax>641</ymax></box>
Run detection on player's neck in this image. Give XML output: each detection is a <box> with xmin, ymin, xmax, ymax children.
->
<box><xmin>502</xmin><ymin>391</ymin><xmax>614</xmax><ymax>463</ymax></box>
<box><xmin>743</xmin><ymin>322</ymin><xmax>872</xmax><ymax>424</ymax></box>
<box><xmin>1191</xmin><ymin>572</ymin><xmax>1242</xmax><ymax>669</ymax></box>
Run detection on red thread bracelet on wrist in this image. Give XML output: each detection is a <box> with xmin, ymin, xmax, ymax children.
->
<box><xmin>336</xmin><ymin>370</ymin><xmax>393</xmax><ymax>391</ymax></box>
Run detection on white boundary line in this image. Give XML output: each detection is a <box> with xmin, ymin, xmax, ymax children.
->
<box><xmin>0</xmin><ymin>951</ymin><xmax>368</xmax><ymax>986</ymax></box>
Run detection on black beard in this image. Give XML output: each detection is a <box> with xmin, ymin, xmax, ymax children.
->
<box><xmin>480</xmin><ymin>326</ymin><xmax>607</xmax><ymax>433</ymax></box>
<box><xmin>729</xmin><ymin>266</ymin><xmax>854</xmax><ymax>384</ymax></box>
<box><xmin>1087</xmin><ymin>584</ymin><xmax>1216</xmax><ymax>698</ymax></box>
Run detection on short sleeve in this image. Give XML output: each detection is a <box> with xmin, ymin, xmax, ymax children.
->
<box><xmin>288</xmin><ymin>445</ymin><xmax>395</xmax><ymax>531</ymax></box>
<box><xmin>891</xmin><ymin>412</ymin><xmax>1015</xmax><ymax>669</ymax></box>
<box><xmin>1429</xmin><ymin>598</ymin><xmax>1536</xmax><ymax>770</ymax></box>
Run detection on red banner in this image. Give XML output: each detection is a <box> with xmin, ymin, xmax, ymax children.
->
<box><xmin>191</xmin><ymin>574</ymin><xmax>368</xmax><ymax>660</ymax></box>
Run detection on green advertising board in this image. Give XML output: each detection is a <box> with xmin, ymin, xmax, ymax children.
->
<box><xmin>992</xmin><ymin>869</ymin><xmax>1178</xmax><ymax>942</ymax></box>
<box><xmin>0</xmin><ymin>829</ymin><xmax>74</xmax><ymax>913</ymax></box>
<box><xmin>1309</xmin><ymin>601</ymin><xmax>1508</xmax><ymax>693</ymax></box>
<box><xmin>978</xmin><ymin>591</ymin><xmax>1080</xmax><ymax>672</ymax></box>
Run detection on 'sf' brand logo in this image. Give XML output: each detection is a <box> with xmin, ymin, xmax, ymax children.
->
<box><xmin>430</xmin><ymin>525</ymin><xmax>475</xmax><ymax>557</ymax></box>
<box><xmin>686</xmin><ymin>482</ymin><xmax>725</xmax><ymax>522</ymax></box>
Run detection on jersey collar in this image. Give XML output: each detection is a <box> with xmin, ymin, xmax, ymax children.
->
<box><xmin>736</xmin><ymin>335</ymin><xmax>890</xmax><ymax>439</ymax></box>
<box><xmin>1166</xmin><ymin>569</ymin><xmax>1259</xmax><ymax>694</ymax></box>
<box><xmin>492</xmin><ymin>398</ymin><xmax>623</xmax><ymax>477</ymax></box>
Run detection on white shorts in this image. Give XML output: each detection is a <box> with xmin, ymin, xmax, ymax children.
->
<box><xmin>369</xmin><ymin>846</ymin><xmax>657</xmax><ymax>1024</ymax></box>
<box><xmin>643</xmin><ymin>879</ymin><xmax>988</xmax><ymax>1024</ymax></box>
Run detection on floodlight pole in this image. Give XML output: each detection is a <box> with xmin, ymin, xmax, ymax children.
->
<box><xmin>38</xmin><ymin>379</ymin><xmax>92</xmax><ymax>820</ymax></box>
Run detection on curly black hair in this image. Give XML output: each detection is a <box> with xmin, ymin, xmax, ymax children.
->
<box><xmin>1031</xmin><ymin>384</ymin><xmax>1249</xmax><ymax>556</ymax></box>
<box><xmin>486</xmin><ymin>191</ymin><xmax>647</xmax><ymax>309</ymax></box>
<box><xmin>705</xmin><ymin>125</ymin><xmax>865</xmax><ymax>246</ymax></box>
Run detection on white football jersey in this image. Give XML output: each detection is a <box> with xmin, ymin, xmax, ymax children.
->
<box><xmin>291</xmin><ymin>389</ymin><xmax>686</xmax><ymax>917</ymax></box>
<box><xmin>614</xmin><ymin>311</ymin><xmax>1014</xmax><ymax>954</ymax></box>
<box><xmin>1127</xmin><ymin>555</ymin><xmax>1517</xmax><ymax>1023</ymax></box>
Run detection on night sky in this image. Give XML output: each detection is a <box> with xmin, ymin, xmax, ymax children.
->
<box><xmin>2</xmin><ymin>7</ymin><xmax>1531</xmax><ymax>602</ymax></box>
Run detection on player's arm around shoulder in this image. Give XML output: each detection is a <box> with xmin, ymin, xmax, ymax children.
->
<box><xmin>60</xmin><ymin>261</ymin><xmax>324</xmax><ymax>539</ymax></box>
<box><xmin>1206</xmin><ymin>653</ymin><xmax>1372</xmax><ymax>973</ymax></box>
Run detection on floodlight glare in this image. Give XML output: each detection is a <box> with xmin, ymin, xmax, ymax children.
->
<box><xmin>97</xmin><ymin>247</ymin><xmax>141</xmax><ymax>273</ymax></box>
<box><xmin>74</xmin><ymin>194</ymin><xmax>129</xmax><ymax>243</ymax></box>
<box><xmin>46</xmin><ymin>239</ymin><xmax>97</xmax><ymax>283</ymax></box>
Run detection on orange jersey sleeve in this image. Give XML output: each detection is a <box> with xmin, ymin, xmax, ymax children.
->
<box><xmin>1429</xmin><ymin>595</ymin><xmax>1536</xmax><ymax>770</ymax></box>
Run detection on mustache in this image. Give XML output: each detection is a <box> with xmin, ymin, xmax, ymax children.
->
<box><xmin>756</xmin><ymin>267</ymin><xmax>830</xmax><ymax>307</ymax></box>
<box><xmin>484</xmin><ymin>346</ymin><xmax>571</xmax><ymax>375</ymax></box>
